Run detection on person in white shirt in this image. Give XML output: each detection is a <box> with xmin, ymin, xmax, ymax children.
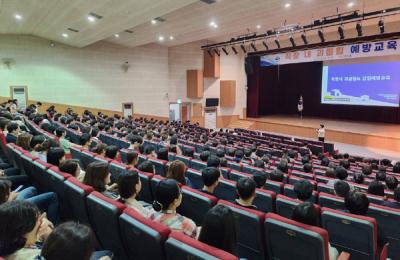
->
<box><xmin>317</xmin><ymin>124</ymin><xmax>325</xmax><ymax>142</ymax></box>
<box><xmin>297</xmin><ymin>96</ymin><xmax>304</xmax><ymax>118</ymax></box>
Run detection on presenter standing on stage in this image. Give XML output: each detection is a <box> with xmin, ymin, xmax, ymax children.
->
<box><xmin>298</xmin><ymin>96</ymin><xmax>303</xmax><ymax>119</ymax></box>
<box><xmin>317</xmin><ymin>124</ymin><xmax>325</xmax><ymax>142</ymax></box>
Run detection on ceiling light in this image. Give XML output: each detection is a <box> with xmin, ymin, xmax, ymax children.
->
<box><xmin>14</xmin><ymin>14</ymin><xmax>22</xmax><ymax>20</ymax></box>
<box><xmin>209</xmin><ymin>21</ymin><xmax>218</xmax><ymax>28</ymax></box>
<box><xmin>284</xmin><ymin>3</ymin><xmax>291</xmax><ymax>8</ymax></box>
<box><xmin>356</xmin><ymin>22</ymin><xmax>363</xmax><ymax>37</ymax></box>
<box><xmin>262</xmin><ymin>41</ymin><xmax>269</xmax><ymax>50</ymax></box>
<box><xmin>378</xmin><ymin>19</ymin><xmax>385</xmax><ymax>34</ymax></box>
<box><xmin>87</xmin><ymin>15</ymin><xmax>96</xmax><ymax>22</ymax></box>
<box><xmin>114</xmin><ymin>34</ymin><xmax>120</xmax><ymax>38</ymax></box>
<box><xmin>158</xmin><ymin>36</ymin><xmax>165</xmax><ymax>41</ymax></box>
<box><xmin>62</xmin><ymin>33</ymin><xmax>69</xmax><ymax>38</ymax></box>
<box><xmin>222</xmin><ymin>47</ymin><xmax>229</xmax><ymax>55</ymax></box>
<box><xmin>338</xmin><ymin>25</ymin><xmax>345</xmax><ymax>40</ymax></box>
<box><xmin>256</xmin><ymin>25</ymin><xmax>261</xmax><ymax>29</ymax></box>
<box><xmin>151</xmin><ymin>19</ymin><xmax>157</xmax><ymax>25</ymax></box>
<box><xmin>347</xmin><ymin>2</ymin><xmax>354</xmax><ymax>8</ymax></box>
<box><xmin>231</xmin><ymin>46</ymin><xmax>238</xmax><ymax>55</ymax></box>
<box><xmin>169</xmin><ymin>36</ymin><xmax>174</xmax><ymax>40</ymax></box>
<box><xmin>289</xmin><ymin>36</ymin><xmax>296</xmax><ymax>47</ymax></box>
<box><xmin>301</xmin><ymin>32</ymin><xmax>308</xmax><ymax>45</ymax></box>
<box><xmin>250</xmin><ymin>42</ymin><xmax>257</xmax><ymax>52</ymax></box>
<box><xmin>318</xmin><ymin>30</ymin><xmax>325</xmax><ymax>43</ymax></box>
<box><xmin>240</xmin><ymin>44</ymin><xmax>247</xmax><ymax>53</ymax></box>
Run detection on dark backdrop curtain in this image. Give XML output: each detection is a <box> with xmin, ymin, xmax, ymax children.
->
<box><xmin>247</xmin><ymin>60</ymin><xmax>400</xmax><ymax>124</ymax></box>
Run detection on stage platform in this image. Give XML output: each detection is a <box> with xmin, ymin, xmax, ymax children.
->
<box><xmin>242</xmin><ymin>115</ymin><xmax>400</xmax><ymax>153</ymax></box>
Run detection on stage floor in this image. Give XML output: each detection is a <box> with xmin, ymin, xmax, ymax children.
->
<box><xmin>247</xmin><ymin>115</ymin><xmax>400</xmax><ymax>139</ymax></box>
<box><xmin>244</xmin><ymin>115</ymin><xmax>400</xmax><ymax>154</ymax></box>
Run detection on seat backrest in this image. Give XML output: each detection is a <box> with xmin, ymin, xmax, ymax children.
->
<box><xmin>64</xmin><ymin>177</ymin><xmax>94</xmax><ymax>224</ymax></box>
<box><xmin>136</xmin><ymin>170</ymin><xmax>154</xmax><ymax>203</ymax></box>
<box><xmin>119</xmin><ymin>208</ymin><xmax>170</xmax><ymax>260</ymax></box>
<box><xmin>317</xmin><ymin>183</ymin><xmax>335</xmax><ymax>194</ymax></box>
<box><xmin>70</xmin><ymin>146</ymin><xmax>84</xmax><ymax>168</ymax></box>
<box><xmin>175</xmin><ymin>155</ymin><xmax>192</xmax><ymax>167</ymax></box>
<box><xmin>242</xmin><ymin>165</ymin><xmax>264</xmax><ymax>175</ymax></box>
<box><xmin>288</xmin><ymin>176</ymin><xmax>317</xmax><ymax>188</ymax></box>
<box><xmin>276</xmin><ymin>194</ymin><xmax>321</xmax><ymax>222</ymax></box>
<box><xmin>109</xmin><ymin>161</ymin><xmax>128</xmax><ymax>183</ymax></box>
<box><xmin>178</xmin><ymin>186</ymin><xmax>218</xmax><ymax>225</ymax></box>
<box><xmin>165</xmin><ymin>232</ymin><xmax>238</xmax><ymax>260</ymax></box>
<box><xmin>319</xmin><ymin>192</ymin><xmax>347</xmax><ymax>211</ymax></box>
<box><xmin>229</xmin><ymin>170</ymin><xmax>252</xmax><ymax>182</ymax></box>
<box><xmin>217</xmin><ymin>200</ymin><xmax>266</xmax><ymax>260</ymax></box>
<box><xmin>80</xmin><ymin>150</ymin><xmax>97</xmax><ymax>170</ymax></box>
<box><xmin>31</xmin><ymin>159</ymin><xmax>53</xmax><ymax>192</ymax></box>
<box><xmin>227</xmin><ymin>161</ymin><xmax>242</xmax><ymax>172</ymax></box>
<box><xmin>265</xmin><ymin>212</ymin><xmax>330</xmax><ymax>260</ymax></box>
<box><xmin>213</xmin><ymin>179</ymin><xmax>237</xmax><ymax>201</ymax></box>
<box><xmin>253</xmin><ymin>189</ymin><xmax>276</xmax><ymax>213</ymax></box>
<box><xmin>20</xmin><ymin>153</ymin><xmax>38</xmax><ymax>178</ymax></box>
<box><xmin>150</xmin><ymin>175</ymin><xmax>166</xmax><ymax>199</ymax></box>
<box><xmin>190</xmin><ymin>159</ymin><xmax>207</xmax><ymax>171</ymax></box>
<box><xmin>185</xmin><ymin>168</ymin><xmax>203</xmax><ymax>190</ymax></box>
<box><xmin>264</xmin><ymin>180</ymin><xmax>284</xmax><ymax>194</ymax></box>
<box><xmin>290</xmin><ymin>170</ymin><xmax>315</xmax><ymax>180</ymax></box>
<box><xmin>148</xmin><ymin>158</ymin><xmax>168</xmax><ymax>177</ymax></box>
<box><xmin>368</xmin><ymin>203</ymin><xmax>400</xmax><ymax>259</ymax></box>
<box><xmin>321</xmin><ymin>207</ymin><xmax>377</xmax><ymax>260</ymax></box>
<box><xmin>86</xmin><ymin>191</ymin><xmax>127</xmax><ymax>260</ymax></box>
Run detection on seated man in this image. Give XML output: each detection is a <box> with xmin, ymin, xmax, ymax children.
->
<box><xmin>367</xmin><ymin>181</ymin><xmax>385</xmax><ymax>197</ymax></box>
<box><xmin>334</xmin><ymin>180</ymin><xmax>350</xmax><ymax>198</ymax></box>
<box><xmin>269</xmin><ymin>169</ymin><xmax>284</xmax><ymax>183</ymax></box>
<box><xmin>206</xmin><ymin>156</ymin><xmax>220</xmax><ymax>168</ymax></box>
<box><xmin>6</xmin><ymin>122</ymin><xmax>20</xmax><ymax>144</ymax></box>
<box><xmin>385</xmin><ymin>175</ymin><xmax>399</xmax><ymax>191</ymax></box>
<box><xmin>201</xmin><ymin>167</ymin><xmax>220</xmax><ymax>195</ymax></box>
<box><xmin>253</xmin><ymin>172</ymin><xmax>267</xmax><ymax>188</ymax></box>
<box><xmin>234</xmin><ymin>177</ymin><xmax>257</xmax><ymax>210</ymax></box>
<box><xmin>293</xmin><ymin>180</ymin><xmax>314</xmax><ymax>202</ymax></box>
<box><xmin>345</xmin><ymin>191</ymin><xmax>387</xmax><ymax>247</ymax></box>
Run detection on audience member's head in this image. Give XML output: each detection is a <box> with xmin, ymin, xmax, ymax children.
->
<box><xmin>362</xmin><ymin>165</ymin><xmax>373</xmax><ymax>176</ymax></box>
<box><xmin>47</xmin><ymin>147</ymin><xmax>65</xmax><ymax>166</ymax></box>
<box><xmin>16</xmin><ymin>132</ymin><xmax>33</xmax><ymax>151</ymax></box>
<box><xmin>216</xmin><ymin>149</ymin><xmax>225</xmax><ymax>158</ymax></box>
<box><xmin>105</xmin><ymin>145</ymin><xmax>118</xmax><ymax>160</ymax></box>
<box><xmin>325</xmin><ymin>167</ymin><xmax>335</xmax><ymax>178</ymax></box>
<box><xmin>376</xmin><ymin>171</ymin><xmax>386</xmax><ymax>182</ymax></box>
<box><xmin>126</xmin><ymin>151</ymin><xmax>138</xmax><ymax>166</ymax></box>
<box><xmin>137</xmin><ymin>161</ymin><xmax>155</xmax><ymax>174</ymax></box>
<box><xmin>270</xmin><ymin>169</ymin><xmax>284</xmax><ymax>182</ymax></box>
<box><xmin>152</xmin><ymin>179</ymin><xmax>181</xmax><ymax>211</ymax></box>
<box><xmin>277</xmin><ymin>160</ymin><xmax>288</xmax><ymax>173</ymax></box>
<box><xmin>368</xmin><ymin>181</ymin><xmax>385</xmax><ymax>197</ymax></box>
<box><xmin>118</xmin><ymin>170</ymin><xmax>141</xmax><ymax>202</ymax></box>
<box><xmin>353</xmin><ymin>173</ymin><xmax>365</xmax><ymax>184</ymax></box>
<box><xmin>0</xmin><ymin>179</ymin><xmax>12</xmax><ymax>204</ymax></box>
<box><xmin>345</xmin><ymin>191</ymin><xmax>369</xmax><ymax>215</ymax></box>
<box><xmin>199</xmin><ymin>205</ymin><xmax>237</xmax><ymax>256</ymax></box>
<box><xmin>334</xmin><ymin>166</ymin><xmax>348</xmax><ymax>180</ymax></box>
<box><xmin>200</xmin><ymin>151</ymin><xmax>211</xmax><ymax>162</ymax></box>
<box><xmin>303</xmin><ymin>163</ymin><xmax>312</xmax><ymax>173</ymax></box>
<box><xmin>201</xmin><ymin>167</ymin><xmax>220</xmax><ymax>191</ymax></box>
<box><xmin>7</xmin><ymin>122</ymin><xmax>20</xmax><ymax>135</ymax></box>
<box><xmin>321</xmin><ymin>157</ymin><xmax>330</xmax><ymax>167</ymax></box>
<box><xmin>294</xmin><ymin>180</ymin><xmax>314</xmax><ymax>201</ymax></box>
<box><xmin>166</xmin><ymin>160</ymin><xmax>187</xmax><ymax>186</ymax></box>
<box><xmin>207</xmin><ymin>156</ymin><xmax>220</xmax><ymax>168</ymax></box>
<box><xmin>394</xmin><ymin>187</ymin><xmax>400</xmax><ymax>202</ymax></box>
<box><xmin>83</xmin><ymin>161</ymin><xmax>110</xmax><ymax>192</ymax></box>
<box><xmin>219</xmin><ymin>158</ymin><xmax>228</xmax><ymax>167</ymax></box>
<box><xmin>292</xmin><ymin>202</ymin><xmax>319</xmax><ymax>226</ymax></box>
<box><xmin>334</xmin><ymin>180</ymin><xmax>350</xmax><ymax>198</ymax></box>
<box><xmin>385</xmin><ymin>175</ymin><xmax>399</xmax><ymax>190</ymax></box>
<box><xmin>253</xmin><ymin>160</ymin><xmax>265</xmax><ymax>169</ymax></box>
<box><xmin>236</xmin><ymin>177</ymin><xmax>256</xmax><ymax>203</ymax></box>
<box><xmin>340</xmin><ymin>160</ymin><xmax>350</xmax><ymax>169</ymax></box>
<box><xmin>59</xmin><ymin>159</ymin><xmax>80</xmax><ymax>178</ymax></box>
<box><xmin>392</xmin><ymin>163</ymin><xmax>400</xmax><ymax>174</ymax></box>
<box><xmin>79</xmin><ymin>133</ymin><xmax>91</xmax><ymax>147</ymax></box>
<box><xmin>156</xmin><ymin>147</ymin><xmax>168</xmax><ymax>161</ymax></box>
<box><xmin>40</xmin><ymin>222</ymin><xmax>96</xmax><ymax>260</ymax></box>
<box><xmin>253</xmin><ymin>172</ymin><xmax>267</xmax><ymax>188</ymax></box>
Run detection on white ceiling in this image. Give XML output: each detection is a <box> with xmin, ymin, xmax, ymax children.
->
<box><xmin>1</xmin><ymin>0</ymin><xmax>400</xmax><ymax>48</ymax></box>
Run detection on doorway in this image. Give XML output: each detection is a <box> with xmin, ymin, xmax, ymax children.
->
<box><xmin>169</xmin><ymin>102</ymin><xmax>191</xmax><ymax>122</ymax></box>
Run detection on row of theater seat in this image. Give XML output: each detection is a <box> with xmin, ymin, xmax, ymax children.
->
<box><xmin>67</xmin><ymin>144</ymin><xmax>399</xmax><ymax>260</ymax></box>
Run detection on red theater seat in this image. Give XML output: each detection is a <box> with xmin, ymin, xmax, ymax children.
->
<box><xmin>64</xmin><ymin>177</ymin><xmax>94</xmax><ymax>224</ymax></box>
<box><xmin>165</xmin><ymin>232</ymin><xmax>238</xmax><ymax>260</ymax></box>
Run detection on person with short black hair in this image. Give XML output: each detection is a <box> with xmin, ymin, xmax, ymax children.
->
<box><xmin>392</xmin><ymin>163</ymin><xmax>400</xmax><ymax>174</ymax></box>
<box><xmin>253</xmin><ymin>160</ymin><xmax>265</xmax><ymax>169</ymax></box>
<box><xmin>253</xmin><ymin>172</ymin><xmax>267</xmax><ymax>188</ymax></box>
<box><xmin>137</xmin><ymin>161</ymin><xmax>155</xmax><ymax>174</ymax></box>
<box><xmin>292</xmin><ymin>202</ymin><xmax>339</xmax><ymax>260</ymax></box>
<box><xmin>234</xmin><ymin>150</ymin><xmax>244</xmax><ymax>163</ymax></box>
<box><xmin>345</xmin><ymin>191</ymin><xmax>387</xmax><ymax>247</ymax></box>
<box><xmin>376</xmin><ymin>171</ymin><xmax>386</xmax><ymax>182</ymax></box>
<box><xmin>105</xmin><ymin>145</ymin><xmax>119</xmax><ymax>160</ymax></box>
<box><xmin>321</xmin><ymin>157</ymin><xmax>330</xmax><ymax>167</ymax></box>
<box><xmin>157</xmin><ymin>147</ymin><xmax>168</xmax><ymax>161</ymax></box>
<box><xmin>334</xmin><ymin>180</ymin><xmax>350</xmax><ymax>198</ymax></box>
<box><xmin>270</xmin><ymin>169</ymin><xmax>284</xmax><ymax>182</ymax></box>
<box><xmin>129</xmin><ymin>135</ymin><xmax>143</xmax><ymax>151</ymax></box>
<box><xmin>385</xmin><ymin>175</ymin><xmax>398</xmax><ymax>190</ymax></box>
<box><xmin>47</xmin><ymin>147</ymin><xmax>65</xmax><ymax>166</ymax></box>
<box><xmin>235</xmin><ymin>177</ymin><xmax>257</xmax><ymax>209</ymax></box>
<box><xmin>327</xmin><ymin>166</ymin><xmax>349</xmax><ymax>187</ymax></box>
<box><xmin>126</xmin><ymin>151</ymin><xmax>138</xmax><ymax>167</ymax></box>
<box><xmin>200</xmin><ymin>151</ymin><xmax>210</xmax><ymax>162</ymax></box>
<box><xmin>79</xmin><ymin>133</ymin><xmax>91</xmax><ymax>149</ymax></box>
<box><xmin>150</xmin><ymin>179</ymin><xmax>198</xmax><ymax>238</ymax></box>
<box><xmin>216</xmin><ymin>149</ymin><xmax>225</xmax><ymax>158</ymax></box>
<box><xmin>340</xmin><ymin>160</ymin><xmax>350</xmax><ymax>170</ymax></box>
<box><xmin>362</xmin><ymin>165</ymin><xmax>373</xmax><ymax>176</ymax></box>
<box><xmin>118</xmin><ymin>170</ymin><xmax>151</xmax><ymax>217</ymax></box>
<box><xmin>39</xmin><ymin>222</ymin><xmax>112</xmax><ymax>260</ymax></box>
<box><xmin>207</xmin><ymin>156</ymin><xmax>220</xmax><ymax>168</ymax></box>
<box><xmin>352</xmin><ymin>173</ymin><xmax>364</xmax><ymax>184</ymax></box>
<box><xmin>201</xmin><ymin>167</ymin><xmax>220</xmax><ymax>195</ymax></box>
<box><xmin>219</xmin><ymin>158</ymin><xmax>228</xmax><ymax>167</ymax></box>
<box><xmin>294</xmin><ymin>180</ymin><xmax>314</xmax><ymax>201</ymax></box>
<box><xmin>6</xmin><ymin>122</ymin><xmax>20</xmax><ymax>144</ymax></box>
<box><xmin>303</xmin><ymin>163</ymin><xmax>312</xmax><ymax>173</ymax></box>
<box><xmin>198</xmin><ymin>204</ymin><xmax>238</xmax><ymax>256</ymax></box>
<box><xmin>368</xmin><ymin>181</ymin><xmax>385</xmax><ymax>197</ymax></box>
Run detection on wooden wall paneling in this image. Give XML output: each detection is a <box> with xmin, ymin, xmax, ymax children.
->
<box><xmin>203</xmin><ymin>51</ymin><xmax>220</xmax><ymax>78</ymax></box>
<box><xmin>192</xmin><ymin>103</ymin><xmax>203</xmax><ymax>117</ymax></box>
<box><xmin>220</xmin><ymin>80</ymin><xmax>236</xmax><ymax>107</ymax></box>
<box><xmin>187</xmin><ymin>70</ymin><xmax>204</xmax><ymax>98</ymax></box>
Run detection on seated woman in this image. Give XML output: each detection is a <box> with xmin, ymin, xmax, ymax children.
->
<box><xmin>166</xmin><ymin>160</ymin><xmax>194</xmax><ymax>188</ymax></box>
<box><xmin>39</xmin><ymin>222</ymin><xmax>112</xmax><ymax>260</ymax></box>
<box><xmin>16</xmin><ymin>132</ymin><xmax>33</xmax><ymax>151</ymax></box>
<box><xmin>0</xmin><ymin>179</ymin><xmax>59</xmax><ymax>224</ymax></box>
<box><xmin>292</xmin><ymin>202</ymin><xmax>339</xmax><ymax>260</ymax></box>
<box><xmin>83</xmin><ymin>161</ymin><xmax>118</xmax><ymax>200</ymax></box>
<box><xmin>47</xmin><ymin>147</ymin><xmax>65</xmax><ymax>166</ymax></box>
<box><xmin>198</xmin><ymin>204</ymin><xmax>238</xmax><ymax>256</ymax></box>
<box><xmin>126</xmin><ymin>151</ymin><xmax>138</xmax><ymax>168</ymax></box>
<box><xmin>150</xmin><ymin>179</ymin><xmax>198</xmax><ymax>238</ymax></box>
<box><xmin>0</xmin><ymin>200</ymin><xmax>53</xmax><ymax>259</ymax></box>
<box><xmin>118</xmin><ymin>170</ymin><xmax>151</xmax><ymax>218</ymax></box>
<box><xmin>59</xmin><ymin>159</ymin><xmax>85</xmax><ymax>181</ymax></box>
<box><xmin>30</xmin><ymin>135</ymin><xmax>54</xmax><ymax>162</ymax></box>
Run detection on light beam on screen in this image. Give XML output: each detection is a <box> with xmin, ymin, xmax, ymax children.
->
<box><xmin>321</xmin><ymin>61</ymin><xmax>400</xmax><ymax>107</ymax></box>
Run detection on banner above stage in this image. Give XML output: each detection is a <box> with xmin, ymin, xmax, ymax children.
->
<box><xmin>260</xmin><ymin>39</ymin><xmax>400</xmax><ymax>66</ymax></box>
